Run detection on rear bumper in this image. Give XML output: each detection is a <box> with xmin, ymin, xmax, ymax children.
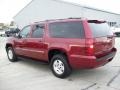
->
<box><xmin>69</xmin><ymin>48</ymin><xmax>117</xmax><ymax>69</ymax></box>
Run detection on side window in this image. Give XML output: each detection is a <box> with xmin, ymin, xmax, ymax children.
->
<box><xmin>49</xmin><ymin>21</ymin><xmax>85</xmax><ymax>38</ymax></box>
<box><xmin>32</xmin><ymin>25</ymin><xmax>44</xmax><ymax>38</ymax></box>
<box><xmin>19</xmin><ymin>26</ymin><xmax>31</xmax><ymax>38</ymax></box>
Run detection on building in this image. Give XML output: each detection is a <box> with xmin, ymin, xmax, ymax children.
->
<box><xmin>0</xmin><ymin>23</ymin><xmax>4</xmax><ymax>30</ymax></box>
<box><xmin>14</xmin><ymin>0</ymin><xmax>120</xmax><ymax>29</ymax></box>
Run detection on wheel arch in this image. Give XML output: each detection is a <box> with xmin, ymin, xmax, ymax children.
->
<box><xmin>48</xmin><ymin>48</ymin><xmax>69</xmax><ymax>63</ymax></box>
<box><xmin>6</xmin><ymin>43</ymin><xmax>13</xmax><ymax>51</ymax></box>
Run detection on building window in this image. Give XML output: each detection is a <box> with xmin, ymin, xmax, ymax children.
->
<box><xmin>107</xmin><ymin>22</ymin><xmax>116</xmax><ymax>27</ymax></box>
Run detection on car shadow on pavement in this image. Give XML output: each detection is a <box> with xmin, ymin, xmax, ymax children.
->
<box><xmin>17</xmin><ymin>57</ymin><xmax>109</xmax><ymax>81</ymax></box>
<box><xmin>15</xmin><ymin>57</ymin><xmax>51</xmax><ymax>75</ymax></box>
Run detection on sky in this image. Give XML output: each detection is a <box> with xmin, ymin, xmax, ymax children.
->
<box><xmin>0</xmin><ymin>0</ymin><xmax>120</xmax><ymax>23</ymax></box>
<box><xmin>0</xmin><ymin>0</ymin><xmax>32</xmax><ymax>23</ymax></box>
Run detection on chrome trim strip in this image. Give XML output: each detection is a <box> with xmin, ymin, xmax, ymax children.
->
<box><xmin>16</xmin><ymin>48</ymin><xmax>45</xmax><ymax>54</ymax></box>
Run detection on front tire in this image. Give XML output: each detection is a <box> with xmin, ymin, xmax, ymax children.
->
<box><xmin>50</xmin><ymin>54</ymin><xmax>72</xmax><ymax>78</ymax></box>
<box><xmin>7</xmin><ymin>47</ymin><xmax>17</xmax><ymax>62</ymax></box>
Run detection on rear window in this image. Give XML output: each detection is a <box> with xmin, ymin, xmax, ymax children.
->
<box><xmin>49</xmin><ymin>21</ymin><xmax>85</xmax><ymax>38</ymax></box>
<box><xmin>88</xmin><ymin>22</ymin><xmax>113</xmax><ymax>37</ymax></box>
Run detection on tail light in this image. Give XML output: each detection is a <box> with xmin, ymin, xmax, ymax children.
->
<box><xmin>85</xmin><ymin>39</ymin><xmax>94</xmax><ymax>56</ymax></box>
<box><xmin>86</xmin><ymin>44</ymin><xmax>94</xmax><ymax>56</ymax></box>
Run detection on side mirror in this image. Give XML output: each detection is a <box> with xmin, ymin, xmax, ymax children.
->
<box><xmin>14</xmin><ymin>33</ymin><xmax>22</xmax><ymax>39</ymax></box>
<box><xmin>18</xmin><ymin>34</ymin><xmax>22</xmax><ymax>38</ymax></box>
<box><xmin>15</xmin><ymin>28</ymin><xmax>20</xmax><ymax>33</ymax></box>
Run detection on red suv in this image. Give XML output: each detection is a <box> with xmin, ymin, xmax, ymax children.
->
<box><xmin>6</xmin><ymin>18</ymin><xmax>117</xmax><ymax>78</ymax></box>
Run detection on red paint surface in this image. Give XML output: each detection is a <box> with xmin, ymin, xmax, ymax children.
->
<box><xmin>6</xmin><ymin>18</ymin><xmax>117</xmax><ymax>69</ymax></box>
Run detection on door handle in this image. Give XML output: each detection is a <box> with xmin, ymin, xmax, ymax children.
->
<box><xmin>38</xmin><ymin>39</ymin><xmax>44</xmax><ymax>42</ymax></box>
<box><xmin>39</xmin><ymin>40</ymin><xmax>43</xmax><ymax>42</ymax></box>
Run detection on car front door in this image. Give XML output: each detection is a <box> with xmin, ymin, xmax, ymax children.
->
<box><xmin>14</xmin><ymin>25</ymin><xmax>31</xmax><ymax>56</ymax></box>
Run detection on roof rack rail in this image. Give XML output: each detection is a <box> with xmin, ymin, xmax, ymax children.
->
<box><xmin>34</xmin><ymin>17</ymin><xmax>83</xmax><ymax>23</ymax></box>
<box><xmin>45</xmin><ymin>17</ymin><xmax>83</xmax><ymax>21</ymax></box>
<box><xmin>45</xmin><ymin>18</ymin><xmax>65</xmax><ymax>21</ymax></box>
<box><xmin>68</xmin><ymin>17</ymin><xmax>82</xmax><ymax>19</ymax></box>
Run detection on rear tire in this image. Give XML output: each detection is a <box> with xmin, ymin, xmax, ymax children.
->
<box><xmin>7</xmin><ymin>47</ymin><xmax>18</xmax><ymax>62</ymax></box>
<box><xmin>50</xmin><ymin>54</ymin><xmax>72</xmax><ymax>78</ymax></box>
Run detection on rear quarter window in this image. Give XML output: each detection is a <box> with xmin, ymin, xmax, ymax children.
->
<box><xmin>88</xmin><ymin>22</ymin><xmax>113</xmax><ymax>37</ymax></box>
<box><xmin>49</xmin><ymin>21</ymin><xmax>85</xmax><ymax>38</ymax></box>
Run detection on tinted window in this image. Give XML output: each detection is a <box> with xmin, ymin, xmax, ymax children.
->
<box><xmin>88</xmin><ymin>22</ymin><xmax>113</xmax><ymax>37</ymax></box>
<box><xmin>49</xmin><ymin>21</ymin><xmax>84</xmax><ymax>38</ymax></box>
<box><xmin>32</xmin><ymin>25</ymin><xmax>44</xmax><ymax>38</ymax></box>
<box><xmin>20</xmin><ymin>26</ymin><xmax>31</xmax><ymax>38</ymax></box>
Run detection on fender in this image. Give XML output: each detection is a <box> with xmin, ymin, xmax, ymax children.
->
<box><xmin>6</xmin><ymin>37</ymin><xmax>16</xmax><ymax>49</ymax></box>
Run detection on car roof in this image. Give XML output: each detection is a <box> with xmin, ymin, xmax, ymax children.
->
<box><xmin>32</xmin><ymin>18</ymin><xmax>106</xmax><ymax>25</ymax></box>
